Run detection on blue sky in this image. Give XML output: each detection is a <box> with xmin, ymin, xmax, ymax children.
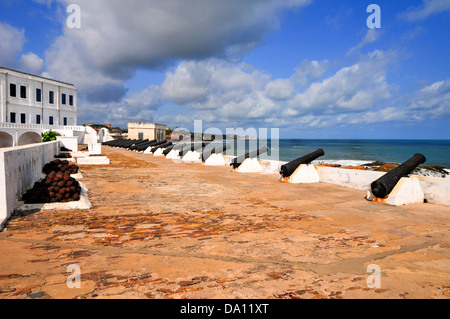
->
<box><xmin>1</xmin><ymin>0</ymin><xmax>449</xmax><ymax>139</ymax></box>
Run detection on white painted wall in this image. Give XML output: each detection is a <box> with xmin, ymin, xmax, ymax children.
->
<box><xmin>0</xmin><ymin>141</ymin><xmax>60</xmax><ymax>230</ymax></box>
<box><xmin>225</xmin><ymin>155</ymin><xmax>449</xmax><ymax>206</ymax></box>
<box><xmin>417</xmin><ymin>176</ymin><xmax>450</xmax><ymax>206</ymax></box>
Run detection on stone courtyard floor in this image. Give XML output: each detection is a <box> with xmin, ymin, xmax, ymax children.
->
<box><xmin>0</xmin><ymin>146</ymin><xmax>449</xmax><ymax>299</ymax></box>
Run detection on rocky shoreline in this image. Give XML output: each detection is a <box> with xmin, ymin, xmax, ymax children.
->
<box><xmin>318</xmin><ymin>161</ymin><xmax>450</xmax><ymax>179</ymax></box>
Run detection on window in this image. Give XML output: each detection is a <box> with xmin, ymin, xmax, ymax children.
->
<box><xmin>138</xmin><ymin>132</ymin><xmax>144</xmax><ymax>140</ymax></box>
<box><xmin>49</xmin><ymin>116</ymin><xmax>54</xmax><ymax>125</ymax></box>
<box><xmin>20</xmin><ymin>86</ymin><xmax>27</xmax><ymax>99</ymax></box>
<box><xmin>36</xmin><ymin>114</ymin><xmax>41</xmax><ymax>124</ymax></box>
<box><xmin>69</xmin><ymin>95</ymin><xmax>74</xmax><ymax>106</ymax></box>
<box><xmin>63</xmin><ymin>117</ymin><xmax>68</xmax><ymax>126</ymax></box>
<box><xmin>10</xmin><ymin>84</ymin><xmax>16</xmax><ymax>97</ymax></box>
<box><xmin>49</xmin><ymin>91</ymin><xmax>54</xmax><ymax>104</ymax></box>
<box><xmin>36</xmin><ymin>88</ymin><xmax>42</xmax><ymax>102</ymax></box>
<box><xmin>62</xmin><ymin>94</ymin><xmax>66</xmax><ymax>105</ymax></box>
<box><xmin>21</xmin><ymin>113</ymin><xmax>26</xmax><ymax>124</ymax></box>
<box><xmin>10</xmin><ymin>112</ymin><xmax>16</xmax><ymax>123</ymax></box>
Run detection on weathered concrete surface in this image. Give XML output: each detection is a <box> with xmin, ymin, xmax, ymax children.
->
<box><xmin>0</xmin><ymin>146</ymin><xmax>449</xmax><ymax>299</ymax></box>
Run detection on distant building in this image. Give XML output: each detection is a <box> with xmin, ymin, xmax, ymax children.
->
<box><xmin>127</xmin><ymin>122</ymin><xmax>166</xmax><ymax>141</ymax></box>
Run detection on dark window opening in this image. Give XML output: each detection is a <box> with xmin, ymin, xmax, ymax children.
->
<box><xmin>10</xmin><ymin>112</ymin><xmax>16</xmax><ymax>123</ymax></box>
<box><xmin>10</xmin><ymin>84</ymin><xmax>16</xmax><ymax>97</ymax></box>
<box><xmin>62</xmin><ymin>93</ymin><xmax>66</xmax><ymax>105</ymax></box>
<box><xmin>49</xmin><ymin>91</ymin><xmax>54</xmax><ymax>104</ymax></box>
<box><xmin>69</xmin><ymin>95</ymin><xmax>74</xmax><ymax>106</ymax></box>
<box><xmin>63</xmin><ymin>117</ymin><xmax>68</xmax><ymax>126</ymax></box>
<box><xmin>20</xmin><ymin>86</ymin><xmax>26</xmax><ymax>99</ymax></box>
<box><xmin>36</xmin><ymin>114</ymin><xmax>41</xmax><ymax>124</ymax></box>
<box><xmin>21</xmin><ymin>113</ymin><xmax>26</xmax><ymax>124</ymax></box>
<box><xmin>36</xmin><ymin>88</ymin><xmax>42</xmax><ymax>102</ymax></box>
<box><xmin>49</xmin><ymin>116</ymin><xmax>54</xmax><ymax>125</ymax></box>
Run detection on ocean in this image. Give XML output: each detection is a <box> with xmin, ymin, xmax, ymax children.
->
<box><xmin>217</xmin><ymin>139</ymin><xmax>450</xmax><ymax>169</ymax></box>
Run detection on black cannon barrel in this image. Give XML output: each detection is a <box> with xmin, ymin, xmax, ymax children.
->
<box><xmin>370</xmin><ymin>153</ymin><xmax>426</xmax><ymax>198</ymax></box>
<box><xmin>119</xmin><ymin>139</ymin><xmax>141</xmax><ymax>148</ymax></box>
<box><xmin>128</xmin><ymin>139</ymin><xmax>150</xmax><ymax>150</ymax></box>
<box><xmin>172</xmin><ymin>143</ymin><xmax>186</xmax><ymax>150</ymax></box>
<box><xmin>134</xmin><ymin>141</ymin><xmax>155</xmax><ymax>152</ymax></box>
<box><xmin>129</xmin><ymin>139</ymin><xmax>155</xmax><ymax>150</ymax></box>
<box><xmin>145</xmin><ymin>140</ymin><xmax>167</xmax><ymax>149</ymax></box>
<box><xmin>163</xmin><ymin>143</ymin><xmax>185</xmax><ymax>156</ymax></box>
<box><xmin>109</xmin><ymin>139</ymin><xmax>131</xmax><ymax>147</ymax></box>
<box><xmin>230</xmin><ymin>147</ymin><xmax>269</xmax><ymax>169</ymax></box>
<box><xmin>151</xmin><ymin>142</ymin><xmax>172</xmax><ymax>153</ymax></box>
<box><xmin>179</xmin><ymin>143</ymin><xmax>207</xmax><ymax>157</ymax></box>
<box><xmin>137</xmin><ymin>140</ymin><xmax>167</xmax><ymax>152</ymax></box>
<box><xmin>133</xmin><ymin>140</ymin><xmax>155</xmax><ymax>152</ymax></box>
<box><xmin>103</xmin><ymin>139</ymin><xmax>127</xmax><ymax>146</ymax></box>
<box><xmin>162</xmin><ymin>145</ymin><xmax>175</xmax><ymax>156</ymax></box>
<box><xmin>202</xmin><ymin>144</ymin><xmax>231</xmax><ymax>162</ymax></box>
<box><xmin>279</xmin><ymin>148</ymin><xmax>325</xmax><ymax>178</ymax></box>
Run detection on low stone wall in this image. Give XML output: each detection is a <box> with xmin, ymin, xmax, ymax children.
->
<box><xmin>416</xmin><ymin>176</ymin><xmax>450</xmax><ymax>206</ymax></box>
<box><xmin>223</xmin><ymin>156</ymin><xmax>449</xmax><ymax>206</ymax></box>
<box><xmin>0</xmin><ymin>141</ymin><xmax>60</xmax><ymax>230</ymax></box>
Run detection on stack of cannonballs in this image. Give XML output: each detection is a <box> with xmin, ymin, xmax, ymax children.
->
<box><xmin>22</xmin><ymin>159</ymin><xmax>82</xmax><ymax>204</ymax></box>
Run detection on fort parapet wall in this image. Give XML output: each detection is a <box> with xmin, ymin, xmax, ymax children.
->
<box><xmin>223</xmin><ymin>156</ymin><xmax>450</xmax><ymax>206</ymax></box>
<box><xmin>0</xmin><ymin>141</ymin><xmax>60</xmax><ymax>229</ymax></box>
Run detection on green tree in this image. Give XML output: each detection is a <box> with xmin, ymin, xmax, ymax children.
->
<box><xmin>41</xmin><ymin>130</ymin><xmax>58</xmax><ymax>142</ymax></box>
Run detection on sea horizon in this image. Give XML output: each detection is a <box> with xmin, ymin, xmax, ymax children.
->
<box><xmin>198</xmin><ymin>138</ymin><xmax>450</xmax><ymax>172</ymax></box>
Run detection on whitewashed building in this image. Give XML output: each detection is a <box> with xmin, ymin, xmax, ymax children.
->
<box><xmin>0</xmin><ymin>67</ymin><xmax>86</xmax><ymax>147</ymax></box>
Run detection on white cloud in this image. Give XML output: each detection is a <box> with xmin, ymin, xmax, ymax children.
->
<box><xmin>288</xmin><ymin>50</ymin><xmax>394</xmax><ymax>115</ymax></box>
<box><xmin>407</xmin><ymin>80</ymin><xmax>450</xmax><ymax>118</ymax></box>
<box><xmin>265</xmin><ymin>79</ymin><xmax>295</xmax><ymax>100</ymax></box>
<box><xmin>0</xmin><ymin>21</ymin><xmax>44</xmax><ymax>75</ymax></box>
<box><xmin>44</xmin><ymin>0</ymin><xmax>311</xmax><ymax>103</ymax></box>
<box><xmin>0</xmin><ymin>22</ymin><xmax>26</xmax><ymax>66</ymax></box>
<box><xmin>401</xmin><ymin>0</ymin><xmax>450</xmax><ymax>21</ymax></box>
<box><xmin>347</xmin><ymin>28</ymin><xmax>381</xmax><ymax>56</ymax></box>
<box><xmin>18</xmin><ymin>52</ymin><xmax>44</xmax><ymax>75</ymax></box>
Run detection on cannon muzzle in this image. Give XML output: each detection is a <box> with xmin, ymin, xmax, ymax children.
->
<box><xmin>370</xmin><ymin>153</ymin><xmax>426</xmax><ymax>198</ymax></box>
<box><xmin>202</xmin><ymin>144</ymin><xmax>231</xmax><ymax>162</ymax></box>
<box><xmin>230</xmin><ymin>147</ymin><xmax>268</xmax><ymax>169</ymax></box>
<box><xmin>280</xmin><ymin>148</ymin><xmax>324</xmax><ymax>178</ymax></box>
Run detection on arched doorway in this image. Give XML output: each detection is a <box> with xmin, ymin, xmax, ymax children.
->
<box><xmin>18</xmin><ymin>132</ymin><xmax>42</xmax><ymax>146</ymax></box>
<box><xmin>0</xmin><ymin>132</ymin><xmax>14</xmax><ymax>148</ymax></box>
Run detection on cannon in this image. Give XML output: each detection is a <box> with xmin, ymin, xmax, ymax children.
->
<box><xmin>105</xmin><ymin>139</ymin><xmax>133</xmax><ymax>147</ymax></box>
<box><xmin>143</xmin><ymin>140</ymin><xmax>167</xmax><ymax>150</ymax></box>
<box><xmin>370</xmin><ymin>153</ymin><xmax>426</xmax><ymax>198</ymax></box>
<box><xmin>202</xmin><ymin>144</ymin><xmax>231</xmax><ymax>162</ymax></box>
<box><xmin>136</xmin><ymin>140</ymin><xmax>167</xmax><ymax>152</ymax></box>
<box><xmin>162</xmin><ymin>145</ymin><xmax>175</xmax><ymax>156</ymax></box>
<box><xmin>127</xmin><ymin>139</ymin><xmax>149</xmax><ymax>150</ymax></box>
<box><xmin>151</xmin><ymin>142</ymin><xmax>173</xmax><ymax>153</ymax></box>
<box><xmin>230</xmin><ymin>147</ymin><xmax>269</xmax><ymax>169</ymax></box>
<box><xmin>129</xmin><ymin>139</ymin><xmax>155</xmax><ymax>150</ymax></box>
<box><xmin>118</xmin><ymin>139</ymin><xmax>142</xmax><ymax>148</ymax></box>
<box><xmin>163</xmin><ymin>143</ymin><xmax>185</xmax><ymax>156</ymax></box>
<box><xmin>179</xmin><ymin>143</ymin><xmax>207</xmax><ymax>157</ymax></box>
<box><xmin>279</xmin><ymin>148</ymin><xmax>325</xmax><ymax>178</ymax></box>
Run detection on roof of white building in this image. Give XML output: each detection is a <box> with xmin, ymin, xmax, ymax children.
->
<box><xmin>0</xmin><ymin>66</ymin><xmax>75</xmax><ymax>87</ymax></box>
